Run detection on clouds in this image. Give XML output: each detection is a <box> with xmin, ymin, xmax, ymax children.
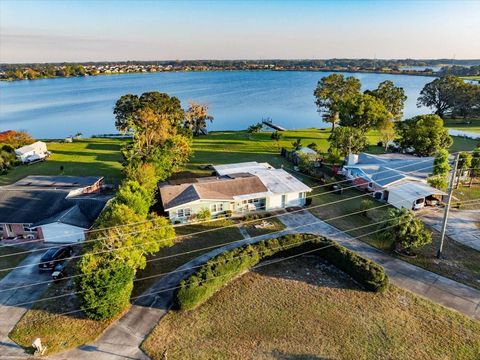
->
<box><xmin>0</xmin><ymin>0</ymin><xmax>479</xmax><ymax>63</ymax></box>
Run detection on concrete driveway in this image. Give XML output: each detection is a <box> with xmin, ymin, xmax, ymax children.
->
<box><xmin>419</xmin><ymin>208</ymin><xmax>480</xmax><ymax>251</ymax></box>
<box><xmin>0</xmin><ymin>251</ymin><xmax>51</xmax><ymax>357</ymax></box>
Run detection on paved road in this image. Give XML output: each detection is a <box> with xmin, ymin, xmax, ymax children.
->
<box><xmin>10</xmin><ymin>210</ymin><xmax>480</xmax><ymax>359</ymax></box>
<box><xmin>0</xmin><ymin>252</ymin><xmax>51</xmax><ymax>358</ymax></box>
<box><xmin>420</xmin><ymin>208</ymin><xmax>480</xmax><ymax>251</ymax></box>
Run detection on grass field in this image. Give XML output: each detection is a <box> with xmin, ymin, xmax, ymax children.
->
<box><xmin>143</xmin><ymin>256</ymin><xmax>480</xmax><ymax>360</ymax></box>
<box><xmin>0</xmin><ymin>246</ymin><xmax>28</xmax><ymax>280</ymax></box>
<box><xmin>0</xmin><ymin>138</ymin><xmax>126</xmax><ymax>186</ymax></box>
<box><xmin>444</xmin><ymin>117</ymin><xmax>480</xmax><ymax>134</ymax></box>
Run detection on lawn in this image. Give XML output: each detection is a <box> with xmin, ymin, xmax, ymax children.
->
<box><xmin>307</xmin><ymin>184</ymin><xmax>480</xmax><ymax>290</ymax></box>
<box><xmin>9</xmin><ymin>259</ymin><xmax>124</xmax><ymax>355</ymax></box>
<box><xmin>444</xmin><ymin>116</ymin><xmax>480</xmax><ymax>134</ymax></box>
<box><xmin>0</xmin><ymin>138</ymin><xmax>126</xmax><ymax>186</ymax></box>
<box><xmin>133</xmin><ymin>219</ymin><xmax>244</xmax><ymax>296</ymax></box>
<box><xmin>0</xmin><ymin>245</ymin><xmax>28</xmax><ymax>280</ymax></box>
<box><xmin>9</xmin><ymin>220</ymin><xmax>243</xmax><ymax>354</ymax></box>
<box><xmin>143</xmin><ymin>256</ymin><xmax>480</xmax><ymax>360</ymax></box>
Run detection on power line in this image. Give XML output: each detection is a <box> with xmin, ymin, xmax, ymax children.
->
<box><xmin>0</xmin><ymin>160</ymin><xmax>447</xmax><ymax>261</ymax></box>
<box><xmin>0</xmin><ymin>156</ymin><xmax>442</xmax><ymax>247</ymax></box>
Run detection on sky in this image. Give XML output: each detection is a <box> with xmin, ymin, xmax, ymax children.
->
<box><xmin>1</xmin><ymin>0</ymin><xmax>479</xmax><ymax>63</ymax></box>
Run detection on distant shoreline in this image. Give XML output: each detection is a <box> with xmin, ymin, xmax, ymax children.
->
<box><xmin>0</xmin><ymin>67</ymin><xmax>438</xmax><ymax>82</ymax></box>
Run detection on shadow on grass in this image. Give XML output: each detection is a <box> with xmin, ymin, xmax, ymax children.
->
<box><xmin>271</xmin><ymin>350</ymin><xmax>332</xmax><ymax>360</ymax></box>
<box><xmin>85</xmin><ymin>142</ymin><xmax>124</xmax><ymax>152</ymax></box>
<box><xmin>52</xmin><ymin>150</ymin><xmax>122</xmax><ymax>162</ymax></box>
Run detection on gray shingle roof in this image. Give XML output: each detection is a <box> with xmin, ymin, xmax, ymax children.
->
<box><xmin>159</xmin><ymin>174</ymin><xmax>268</xmax><ymax>210</ymax></box>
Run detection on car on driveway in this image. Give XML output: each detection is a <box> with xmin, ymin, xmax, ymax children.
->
<box><xmin>38</xmin><ymin>246</ymin><xmax>73</xmax><ymax>271</ymax></box>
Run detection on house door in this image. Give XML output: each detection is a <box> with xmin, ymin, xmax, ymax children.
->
<box><xmin>281</xmin><ymin>195</ymin><xmax>286</xmax><ymax>208</ymax></box>
<box><xmin>6</xmin><ymin>224</ymin><xmax>14</xmax><ymax>238</ymax></box>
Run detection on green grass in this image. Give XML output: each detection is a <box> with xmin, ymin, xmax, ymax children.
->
<box><xmin>0</xmin><ymin>245</ymin><xmax>28</xmax><ymax>280</ymax></box>
<box><xmin>444</xmin><ymin>116</ymin><xmax>480</xmax><ymax>134</ymax></box>
<box><xmin>0</xmin><ymin>138</ymin><xmax>126</xmax><ymax>186</ymax></box>
<box><xmin>143</xmin><ymin>256</ymin><xmax>480</xmax><ymax>360</ymax></box>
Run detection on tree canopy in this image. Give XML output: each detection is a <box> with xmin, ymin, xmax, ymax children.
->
<box><xmin>314</xmin><ymin>74</ymin><xmax>361</xmax><ymax>131</ymax></box>
<box><xmin>394</xmin><ymin>115</ymin><xmax>453</xmax><ymax>156</ymax></box>
<box><xmin>417</xmin><ymin>76</ymin><xmax>464</xmax><ymax>118</ymax></box>
<box><xmin>366</xmin><ymin>80</ymin><xmax>407</xmax><ymax>121</ymax></box>
<box><xmin>184</xmin><ymin>102</ymin><xmax>214</xmax><ymax>136</ymax></box>
<box><xmin>328</xmin><ymin>126</ymin><xmax>367</xmax><ymax>157</ymax></box>
<box><xmin>338</xmin><ymin>93</ymin><xmax>391</xmax><ymax>132</ymax></box>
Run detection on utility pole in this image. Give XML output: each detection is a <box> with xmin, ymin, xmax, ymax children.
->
<box><xmin>437</xmin><ymin>153</ymin><xmax>460</xmax><ymax>259</ymax></box>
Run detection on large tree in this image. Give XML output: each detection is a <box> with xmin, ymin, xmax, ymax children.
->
<box><xmin>417</xmin><ymin>75</ymin><xmax>464</xmax><ymax>118</ymax></box>
<box><xmin>338</xmin><ymin>93</ymin><xmax>391</xmax><ymax>132</ymax></box>
<box><xmin>328</xmin><ymin>126</ymin><xmax>367</xmax><ymax>157</ymax></box>
<box><xmin>184</xmin><ymin>102</ymin><xmax>214</xmax><ymax>136</ymax></box>
<box><xmin>394</xmin><ymin>115</ymin><xmax>453</xmax><ymax>156</ymax></box>
<box><xmin>366</xmin><ymin>80</ymin><xmax>407</xmax><ymax>121</ymax></box>
<box><xmin>314</xmin><ymin>74</ymin><xmax>361</xmax><ymax>132</ymax></box>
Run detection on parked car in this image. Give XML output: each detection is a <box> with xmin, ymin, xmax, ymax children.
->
<box><xmin>52</xmin><ymin>263</ymin><xmax>66</xmax><ymax>282</ymax></box>
<box><xmin>38</xmin><ymin>246</ymin><xmax>73</xmax><ymax>271</ymax></box>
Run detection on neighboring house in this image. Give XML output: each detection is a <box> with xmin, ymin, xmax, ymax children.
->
<box><xmin>15</xmin><ymin>141</ymin><xmax>49</xmax><ymax>163</ymax></box>
<box><xmin>0</xmin><ymin>176</ymin><xmax>109</xmax><ymax>243</ymax></box>
<box><xmin>342</xmin><ymin>153</ymin><xmax>446</xmax><ymax>210</ymax></box>
<box><xmin>159</xmin><ymin>162</ymin><xmax>312</xmax><ymax>223</ymax></box>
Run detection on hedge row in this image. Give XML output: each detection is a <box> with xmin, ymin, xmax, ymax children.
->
<box><xmin>175</xmin><ymin>233</ymin><xmax>389</xmax><ymax>310</ymax></box>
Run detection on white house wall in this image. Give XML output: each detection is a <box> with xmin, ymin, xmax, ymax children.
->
<box><xmin>41</xmin><ymin>223</ymin><xmax>86</xmax><ymax>243</ymax></box>
<box><xmin>168</xmin><ymin>200</ymin><xmax>233</xmax><ymax>223</ymax></box>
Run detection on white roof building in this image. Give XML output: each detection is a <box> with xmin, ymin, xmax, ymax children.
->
<box><xmin>15</xmin><ymin>141</ymin><xmax>49</xmax><ymax>163</ymax></box>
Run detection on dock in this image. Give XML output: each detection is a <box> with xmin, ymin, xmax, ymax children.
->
<box><xmin>262</xmin><ymin>119</ymin><xmax>286</xmax><ymax>131</ymax></box>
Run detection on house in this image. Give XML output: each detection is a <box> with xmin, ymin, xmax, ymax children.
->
<box><xmin>15</xmin><ymin>141</ymin><xmax>49</xmax><ymax>163</ymax></box>
<box><xmin>0</xmin><ymin>176</ymin><xmax>110</xmax><ymax>243</ymax></box>
<box><xmin>159</xmin><ymin>162</ymin><xmax>312</xmax><ymax>223</ymax></box>
<box><xmin>342</xmin><ymin>153</ymin><xmax>447</xmax><ymax>210</ymax></box>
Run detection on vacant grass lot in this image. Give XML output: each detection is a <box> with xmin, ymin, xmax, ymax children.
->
<box><xmin>0</xmin><ymin>138</ymin><xmax>126</xmax><ymax>185</ymax></box>
<box><xmin>307</xmin><ymin>185</ymin><xmax>480</xmax><ymax>290</ymax></box>
<box><xmin>143</xmin><ymin>257</ymin><xmax>480</xmax><ymax>360</ymax></box>
<box><xmin>0</xmin><ymin>245</ymin><xmax>28</xmax><ymax>280</ymax></box>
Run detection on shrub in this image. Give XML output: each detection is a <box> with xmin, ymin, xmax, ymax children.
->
<box><xmin>76</xmin><ymin>255</ymin><xmax>134</xmax><ymax>320</ymax></box>
<box><xmin>196</xmin><ymin>208</ymin><xmax>211</xmax><ymax>221</ymax></box>
<box><xmin>175</xmin><ymin>233</ymin><xmax>388</xmax><ymax>310</ymax></box>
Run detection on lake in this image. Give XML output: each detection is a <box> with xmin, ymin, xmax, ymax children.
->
<box><xmin>0</xmin><ymin>71</ymin><xmax>433</xmax><ymax>138</ymax></box>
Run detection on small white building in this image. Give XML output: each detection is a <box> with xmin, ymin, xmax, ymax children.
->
<box><xmin>159</xmin><ymin>162</ymin><xmax>312</xmax><ymax>224</ymax></box>
<box><xmin>15</xmin><ymin>141</ymin><xmax>49</xmax><ymax>163</ymax></box>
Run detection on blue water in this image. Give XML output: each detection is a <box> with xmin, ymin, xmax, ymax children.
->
<box><xmin>0</xmin><ymin>71</ymin><xmax>433</xmax><ymax>138</ymax></box>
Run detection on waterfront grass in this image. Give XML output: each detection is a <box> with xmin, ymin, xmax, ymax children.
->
<box><xmin>142</xmin><ymin>257</ymin><xmax>480</xmax><ymax>360</ymax></box>
<box><xmin>0</xmin><ymin>138</ymin><xmax>126</xmax><ymax>186</ymax></box>
<box><xmin>444</xmin><ymin>116</ymin><xmax>480</xmax><ymax>134</ymax></box>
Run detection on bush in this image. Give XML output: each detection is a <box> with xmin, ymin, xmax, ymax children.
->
<box><xmin>196</xmin><ymin>207</ymin><xmax>211</xmax><ymax>221</ymax></box>
<box><xmin>76</xmin><ymin>255</ymin><xmax>134</xmax><ymax>320</ymax></box>
<box><xmin>175</xmin><ymin>233</ymin><xmax>388</xmax><ymax>310</ymax></box>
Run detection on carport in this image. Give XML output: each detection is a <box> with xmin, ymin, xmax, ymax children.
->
<box><xmin>386</xmin><ymin>182</ymin><xmax>447</xmax><ymax>210</ymax></box>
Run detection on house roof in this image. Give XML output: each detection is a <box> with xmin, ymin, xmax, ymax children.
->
<box><xmin>344</xmin><ymin>153</ymin><xmax>435</xmax><ymax>187</ymax></box>
<box><xmin>388</xmin><ymin>182</ymin><xmax>447</xmax><ymax>207</ymax></box>
<box><xmin>159</xmin><ymin>174</ymin><xmax>268</xmax><ymax>210</ymax></box>
<box><xmin>12</xmin><ymin>175</ymin><xmax>103</xmax><ymax>189</ymax></box>
<box><xmin>0</xmin><ymin>176</ymin><xmax>109</xmax><ymax>228</ymax></box>
<box><xmin>213</xmin><ymin>162</ymin><xmax>312</xmax><ymax>194</ymax></box>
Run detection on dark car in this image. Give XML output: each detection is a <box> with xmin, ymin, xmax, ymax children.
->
<box><xmin>38</xmin><ymin>246</ymin><xmax>73</xmax><ymax>271</ymax></box>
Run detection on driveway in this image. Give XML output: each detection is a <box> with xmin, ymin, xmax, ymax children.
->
<box><xmin>0</xmin><ymin>252</ymin><xmax>51</xmax><ymax>358</ymax></box>
<box><xmin>419</xmin><ymin>208</ymin><xmax>480</xmax><ymax>251</ymax></box>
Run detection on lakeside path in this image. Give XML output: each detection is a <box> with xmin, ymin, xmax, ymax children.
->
<box><xmin>46</xmin><ymin>210</ymin><xmax>480</xmax><ymax>359</ymax></box>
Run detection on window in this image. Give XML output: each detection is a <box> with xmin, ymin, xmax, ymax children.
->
<box><xmin>211</xmin><ymin>203</ymin><xmax>224</xmax><ymax>212</ymax></box>
<box><xmin>177</xmin><ymin>209</ymin><xmax>184</xmax><ymax>217</ymax></box>
<box><xmin>184</xmin><ymin>208</ymin><xmax>191</xmax><ymax>217</ymax></box>
<box><xmin>211</xmin><ymin>204</ymin><xmax>217</xmax><ymax>212</ymax></box>
<box><xmin>177</xmin><ymin>208</ymin><xmax>191</xmax><ymax>217</ymax></box>
<box><xmin>298</xmin><ymin>192</ymin><xmax>305</xmax><ymax>199</ymax></box>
